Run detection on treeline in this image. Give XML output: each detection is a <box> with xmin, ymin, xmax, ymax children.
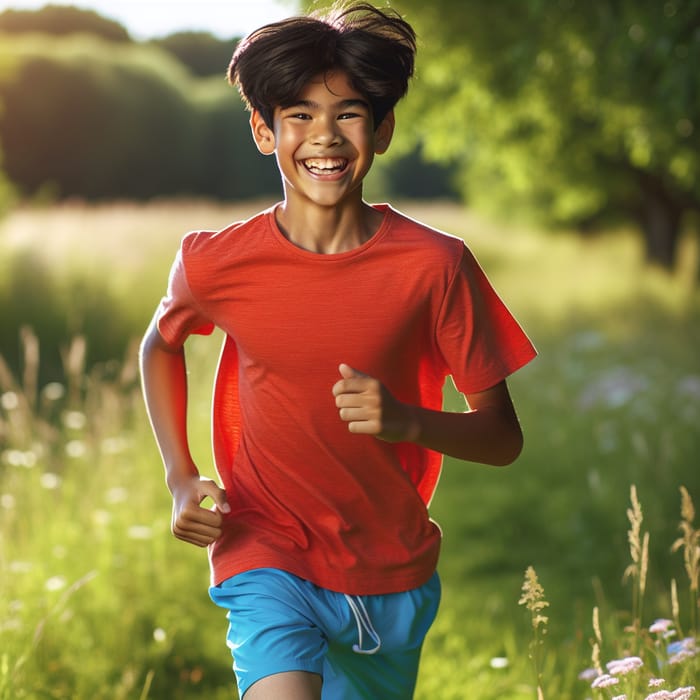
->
<box><xmin>0</xmin><ymin>5</ymin><xmax>456</xmax><ymax>205</ymax></box>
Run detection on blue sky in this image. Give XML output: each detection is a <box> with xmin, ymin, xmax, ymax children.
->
<box><xmin>0</xmin><ymin>0</ymin><xmax>300</xmax><ymax>39</ymax></box>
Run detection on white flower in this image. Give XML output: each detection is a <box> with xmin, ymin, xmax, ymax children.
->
<box><xmin>1</xmin><ymin>391</ymin><xmax>19</xmax><ymax>411</ymax></box>
<box><xmin>127</xmin><ymin>525</ymin><xmax>153</xmax><ymax>540</ymax></box>
<box><xmin>65</xmin><ymin>440</ymin><xmax>87</xmax><ymax>458</ymax></box>
<box><xmin>42</xmin><ymin>383</ymin><xmax>65</xmax><ymax>401</ymax></box>
<box><xmin>62</xmin><ymin>410</ymin><xmax>86</xmax><ymax>430</ymax></box>
<box><xmin>40</xmin><ymin>473</ymin><xmax>62</xmax><ymax>490</ymax></box>
<box><xmin>45</xmin><ymin>576</ymin><xmax>67</xmax><ymax>592</ymax></box>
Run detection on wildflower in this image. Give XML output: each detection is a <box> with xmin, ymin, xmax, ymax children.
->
<box><xmin>592</xmin><ymin>673</ymin><xmax>620</xmax><ymax>689</ymax></box>
<box><xmin>669</xmin><ymin>688</ymin><xmax>695</xmax><ymax>700</ymax></box>
<box><xmin>42</xmin><ymin>382</ymin><xmax>65</xmax><ymax>401</ymax></box>
<box><xmin>579</xmin><ymin>668</ymin><xmax>599</xmax><ymax>681</ymax></box>
<box><xmin>65</xmin><ymin>440</ymin><xmax>87</xmax><ymax>458</ymax></box>
<box><xmin>648</xmin><ymin>678</ymin><xmax>667</xmax><ymax>688</ymax></box>
<box><xmin>1</xmin><ymin>493</ymin><xmax>16</xmax><ymax>509</ymax></box>
<box><xmin>607</xmin><ymin>656</ymin><xmax>644</xmax><ymax>675</ymax></box>
<box><xmin>623</xmin><ymin>485</ymin><xmax>645</xmax><ymax>587</ymax></box>
<box><xmin>101</xmin><ymin>436</ymin><xmax>129</xmax><ymax>455</ymax></box>
<box><xmin>40</xmin><ymin>472</ymin><xmax>62</xmax><ymax>490</ymax></box>
<box><xmin>489</xmin><ymin>657</ymin><xmax>509</xmax><ymax>669</ymax></box>
<box><xmin>9</xmin><ymin>561</ymin><xmax>33</xmax><ymax>574</ymax></box>
<box><xmin>45</xmin><ymin>575</ymin><xmax>67</xmax><ymax>592</ymax></box>
<box><xmin>519</xmin><ymin>566</ymin><xmax>549</xmax><ymax>630</ymax></box>
<box><xmin>0</xmin><ymin>391</ymin><xmax>19</xmax><ymax>411</ymax></box>
<box><xmin>62</xmin><ymin>410</ymin><xmax>86</xmax><ymax>430</ymax></box>
<box><xmin>2</xmin><ymin>449</ymin><xmax>37</xmax><ymax>468</ymax></box>
<box><xmin>127</xmin><ymin>525</ymin><xmax>153</xmax><ymax>540</ymax></box>
<box><xmin>649</xmin><ymin>619</ymin><xmax>674</xmax><ymax>635</ymax></box>
<box><xmin>645</xmin><ymin>692</ymin><xmax>672</xmax><ymax>700</ymax></box>
<box><xmin>672</xmin><ymin>486</ymin><xmax>699</xmax><ymax>593</ymax></box>
<box><xmin>612</xmin><ymin>695</ymin><xmax>628</xmax><ymax>700</ymax></box>
<box><xmin>106</xmin><ymin>487</ymin><xmax>128</xmax><ymax>504</ymax></box>
<box><xmin>92</xmin><ymin>509</ymin><xmax>111</xmax><ymax>527</ymax></box>
<box><xmin>668</xmin><ymin>637</ymin><xmax>698</xmax><ymax>664</ymax></box>
<box><xmin>153</xmin><ymin>628</ymin><xmax>167</xmax><ymax>643</ymax></box>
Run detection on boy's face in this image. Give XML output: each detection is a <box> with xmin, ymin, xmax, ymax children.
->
<box><xmin>251</xmin><ymin>71</ymin><xmax>394</xmax><ymax>210</ymax></box>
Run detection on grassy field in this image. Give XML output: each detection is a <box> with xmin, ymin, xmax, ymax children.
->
<box><xmin>1</xmin><ymin>199</ymin><xmax>698</xmax><ymax>699</ymax></box>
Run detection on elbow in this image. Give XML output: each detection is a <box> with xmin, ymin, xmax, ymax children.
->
<box><xmin>491</xmin><ymin>425</ymin><xmax>524</xmax><ymax>467</ymax></box>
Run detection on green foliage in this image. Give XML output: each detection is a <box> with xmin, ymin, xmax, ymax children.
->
<box><xmin>0</xmin><ymin>4</ymin><xmax>131</xmax><ymax>42</ymax></box>
<box><xmin>352</xmin><ymin>0</ymin><xmax>700</xmax><ymax>267</ymax></box>
<box><xmin>0</xmin><ymin>34</ymin><xmax>279</xmax><ymax>201</ymax></box>
<box><xmin>152</xmin><ymin>32</ymin><xmax>239</xmax><ymax>77</ymax></box>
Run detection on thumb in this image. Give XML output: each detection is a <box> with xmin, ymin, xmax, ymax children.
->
<box><xmin>339</xmin><ymin>363</ymin><xmax>364</xmax><ymax>379</ymax></box>
<box><xmin>198</xmin><ymin>477</ymin><xmax>231</xmax><ymax>514</ymax></box>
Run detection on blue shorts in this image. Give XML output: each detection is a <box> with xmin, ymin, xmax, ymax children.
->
<box><xmin>209</xmin><ymin>568</ymin><xmax>441</xmax><ymax>699</ymax></box>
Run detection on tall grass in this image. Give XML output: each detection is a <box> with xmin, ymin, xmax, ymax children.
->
<box><xmin>1</xmin><ymin>199</ymin><xmax>698</xmax><ymax>698</ymax></box>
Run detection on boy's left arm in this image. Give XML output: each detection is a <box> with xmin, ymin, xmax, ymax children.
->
<box><xmin>332</xmin><ymin>364</ymin><xmax>523</xmax><ymax>466</ymax></box>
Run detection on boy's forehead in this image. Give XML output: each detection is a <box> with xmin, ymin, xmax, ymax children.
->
<box><xmin>291</xmin><ymin>71</ymin><xmax>367</xmax><ymax>104</ymax></box>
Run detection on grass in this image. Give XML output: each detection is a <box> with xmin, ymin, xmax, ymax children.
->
<box><xmin>0</xmin><ymin>199</ymin><xmax>699</xmax><ymax>699</ymax></box>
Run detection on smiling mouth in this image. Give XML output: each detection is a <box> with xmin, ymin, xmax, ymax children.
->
<box><xmin>302</xmin><ymin>158</ymin><xmax>349</xmax><ymax>175</ymax></box>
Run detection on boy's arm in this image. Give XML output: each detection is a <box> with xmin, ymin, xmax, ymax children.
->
<box><xmin>332</xmin><ymin>364</ymin><xmax>523</xmax><ymax>466</ymax></box>
<box><xmin>139</xmin><ymin>318</ymin><xmax>230</xmax><ymax>547</ymax></box>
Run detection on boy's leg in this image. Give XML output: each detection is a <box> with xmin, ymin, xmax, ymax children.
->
<box><xmin>209</xmin><ymin>569</ymin><xmax>330</xmax><ymax>699</ymax></box>
<box><xmin>323</xmin><ymin>571</ymin><xmax>441</xmax><ymax>699</ymax></box>
<box><xmin>243</xmin><ymin>671</ymin><xmax>322</xmax><ymax>700</ymax></box>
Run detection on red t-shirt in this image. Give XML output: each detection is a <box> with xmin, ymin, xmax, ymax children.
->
<box><xmin>156</xmin><ymin>204</ymin><xmax>536</xmax><ymax>594</ymax></box>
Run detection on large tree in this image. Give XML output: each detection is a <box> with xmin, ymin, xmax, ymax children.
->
<box><xmin>362</xmin><ymin>0</ymin><xmax>700</xmax><ymax>268</ymax></box>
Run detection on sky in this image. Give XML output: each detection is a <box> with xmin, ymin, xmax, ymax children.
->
<box><xmin>0</xmin><ymin>0</ymin><xmax>300</xmax><ymax>39</ymax></box>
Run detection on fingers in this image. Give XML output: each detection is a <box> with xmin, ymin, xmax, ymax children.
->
<box><xmin>171</xmin><ymin>477</ymin><xmax>230</xmax><ymax>547</ymax></box>
<box><xmin>172</xmin><ymin>505</ymin><xmax>223</xmax><ymax>547</ymax></box>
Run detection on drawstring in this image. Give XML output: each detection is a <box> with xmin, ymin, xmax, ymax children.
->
<box><xmin>344</xmin><ymin>594</ymin><xmax>382</xmax><ymax>655</ymax></box>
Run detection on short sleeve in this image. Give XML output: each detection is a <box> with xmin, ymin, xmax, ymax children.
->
<box><xmin>155</xmin><ymin>243</ymin><xmax>215</xmax><ymax>347</ymax></box>
<box><xmin>436</xmin><ymin>245</ymin><xmax>536</xmax><ymax>394</ymax></box>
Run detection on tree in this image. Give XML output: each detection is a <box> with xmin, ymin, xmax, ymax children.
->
<box><xmin>0</xmin><ymin>4</ymin><xmax>131</xmax><ymax>42</ymax></box>
<box><xmin>153</xmin><ymin>31</ymin><xmax>238</xmax><ymax>77</ymax></box>
<box><xmin>382</xmin><ymin>0</ymin><xmax>700</xmax><ymax>269</ymax></box>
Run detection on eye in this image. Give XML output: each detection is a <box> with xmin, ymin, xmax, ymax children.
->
<box><xmin>338</xmin><ymin>112</ymin><xmax>362</xmax><ymax>121</ymax></box>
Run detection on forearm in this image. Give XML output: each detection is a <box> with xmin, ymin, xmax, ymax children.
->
<box><xmin>139</xmin><ymin>320</ymin><xmax>199</xmax><ymax>490</ymax></box>
<box><xmin>409</xmin><ymin>402</ymin><xmax>523</xmax><ymax>466</ymax></box>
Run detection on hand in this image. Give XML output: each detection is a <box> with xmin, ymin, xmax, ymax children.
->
<box><xmin>169</xmin><ymin>475</ymin><xmax>230</xmax><ymax>547</ymax></box>
<box><xmin>332</xmin><ymin>363</ymin><xmax>420</xmax><ymax>443</ymax></box>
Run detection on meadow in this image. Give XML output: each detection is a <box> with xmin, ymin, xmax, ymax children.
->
<box><xmin>0</xmin><ymin>199</ymin><xmax>698</xmax><ymax>699</ymax></box>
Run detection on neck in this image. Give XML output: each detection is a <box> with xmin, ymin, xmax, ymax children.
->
<box><xmin>275</xmin><ymin>197</ymin><xmax>383</xmax><ymax>254</ymax></box>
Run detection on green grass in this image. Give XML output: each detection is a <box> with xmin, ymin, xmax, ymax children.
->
<box><xmin>1</xmin><ymin>200</ymin><xmax>698</xmax><ymax>699</ymax></box>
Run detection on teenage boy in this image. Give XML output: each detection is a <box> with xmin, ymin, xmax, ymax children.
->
<box><xmin>140</xmin><ymin>3</ymin><xmax>536</xmax><ymax>699</ymax></box>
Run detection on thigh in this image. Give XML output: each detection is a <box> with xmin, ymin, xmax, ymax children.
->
<box><xmin>323</xmin><ymin>571</ymin><xmax>441</xmax><ymax>700</ymax></box>
<box><xmin>210</xmin><ymin>569</ymin><xmax>330</xmax><ymax>699</ymax></box>
<box><xmin>244</xmin><ymin>671</ymin><xmax>322</xmax><ymax>700</ymax></box>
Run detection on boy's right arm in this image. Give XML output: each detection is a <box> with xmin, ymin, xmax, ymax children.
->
<box><xmin>139</xmin><ymin>318</ymin><xmax>230</xmax><ymax>547</ymax></box>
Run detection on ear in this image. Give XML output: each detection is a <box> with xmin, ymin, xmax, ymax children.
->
<box><xmin>250</xmin><ymin>109</ymin><xmax>276</xmax><ymax>155</ymax></box>
<box><xmin>374</xmin><ymin>110</ymin><xmax>395</xmax><ymax>155</ymax></box>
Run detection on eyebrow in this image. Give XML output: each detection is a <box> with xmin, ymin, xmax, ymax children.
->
<box><xmin>284</xmin><ymin>98</ymin><xmax>370</xmax><ymax>111</ymax></box>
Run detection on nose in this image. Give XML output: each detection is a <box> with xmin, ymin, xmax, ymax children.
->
<box><xmin>310</xmin><ymin>115</ymin><xmax>342</xmax><ymax>147</ymax></box>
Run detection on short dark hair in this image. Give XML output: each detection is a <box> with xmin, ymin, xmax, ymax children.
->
<box><xmin>228</xmin><ymin>2</ymin><xmax>416</xmax><ymax>129</ymax></box>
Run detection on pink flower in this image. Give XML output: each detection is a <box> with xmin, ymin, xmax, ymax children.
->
<box><xmin>607</xmin><ymin>656</ymin><xmax>644</xmax><ymax>675</ymax></box>
<box><xmin>592</xmin><ymin>674</ymin><xmax>620</xmax><ymax>689</ymax></box>
<box><xmin>649</xmin><ymin>619</ymin><xmax>674</xmax><ymax>634</ymax></box>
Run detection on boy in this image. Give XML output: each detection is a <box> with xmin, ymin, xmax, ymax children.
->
<box><xmin>139</xmin><ymin>3</ymin><xmax>536</xmax><ymax>699</ymax></box>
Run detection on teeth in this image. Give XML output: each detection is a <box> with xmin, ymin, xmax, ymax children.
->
<box><xmin>304</xmin><ymin>158</ymin><xmax>347</xmax><ymax>174</ymax></box>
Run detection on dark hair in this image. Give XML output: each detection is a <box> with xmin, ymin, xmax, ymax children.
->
<box><xmin>228</xmin><ymin>2</ymin><xmax>416</xmax><ymax>129</ymax></box>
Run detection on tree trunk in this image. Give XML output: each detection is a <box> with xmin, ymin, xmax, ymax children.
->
<box><xmin>636</xmin><ymin>173</ymin><xmax>683</xmax><ymax>270</ymax></box>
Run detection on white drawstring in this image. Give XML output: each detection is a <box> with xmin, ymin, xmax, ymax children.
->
<box><xmin>344</xmin><ymin>594</ymin><xmax>382</xmax><ymax>655</ymax></box>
